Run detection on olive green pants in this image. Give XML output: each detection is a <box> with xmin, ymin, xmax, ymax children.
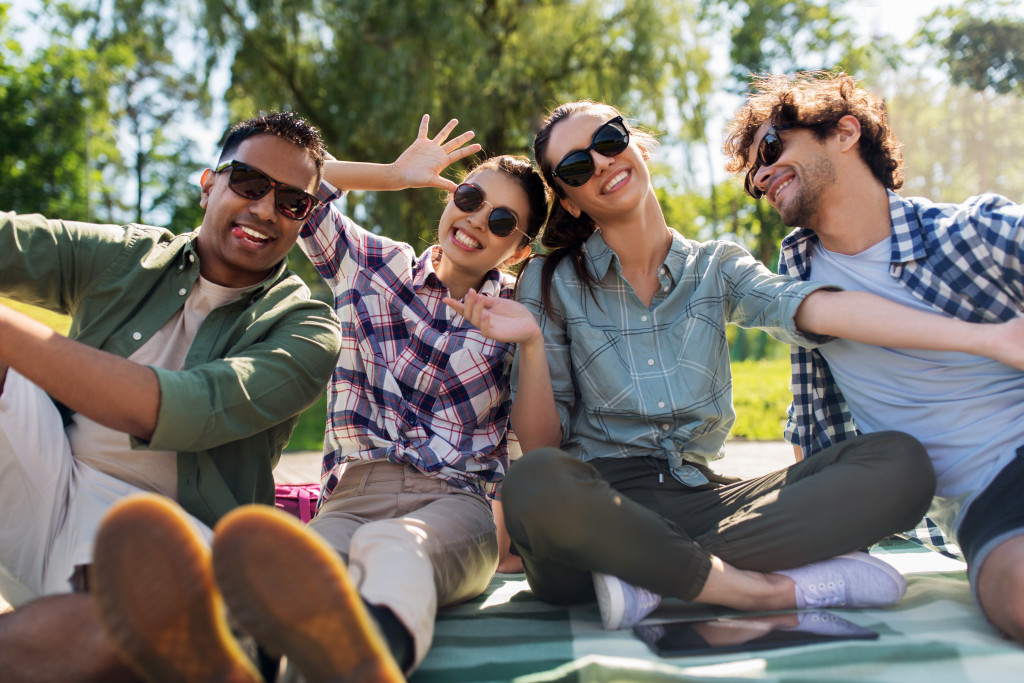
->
<box><xmin>502</xmin><ymin>431</ymin><xmax>934</xmax><ymax>604</ymax></box>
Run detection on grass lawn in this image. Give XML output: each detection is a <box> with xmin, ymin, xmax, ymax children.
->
<box><xmin>730</xmin><ymin>357</ymin><xmax>792</xmax><ymax>440</ymax></box>
<box><xmin>1</xmin><ymin>297</ymin><xmax>72</xmax><ymax>335</ymax></box>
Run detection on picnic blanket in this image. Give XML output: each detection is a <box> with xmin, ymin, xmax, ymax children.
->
<box><xmin>411</xmin><ymin>538</ymin><xmax>1024</xmax><ymax>682</ymax></box>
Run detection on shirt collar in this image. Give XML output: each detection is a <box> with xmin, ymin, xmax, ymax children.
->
<box><xmin>779</xmin><ymin>189</ymin><xmax>925</xmax><ymax>276</ymax></box>
<box><xmin>886</xmin><ymin>189</ymin><xmax>928</xmax><ymax>264</ymax></box>
<box><xmin>415</xmin><ymin>245</ymin><xmax>506</xmax><ymax>297</ymax></box>
<box><xmin>583</xmin><ymin>228</ymin><xmax>688</xmax><ymax>283</ymax></box>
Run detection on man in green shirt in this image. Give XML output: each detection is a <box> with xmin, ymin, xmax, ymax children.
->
<box><xmin>0</xmin><ymin>112</ymin><xmax>341</xmax><ymax>682</ymax></box>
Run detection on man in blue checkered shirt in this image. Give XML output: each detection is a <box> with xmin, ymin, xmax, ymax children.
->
<box><xmin>724</xmin><ymin>71</ymin><xmax>1024</xmax><ymax>644</ymax></box>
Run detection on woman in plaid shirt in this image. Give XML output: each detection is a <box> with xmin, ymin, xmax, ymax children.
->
<box><xmin>208</xmin><ymin>116</ymin><xmax>549</xmax><ymax>680</ymax></box>
<box><xmin>451</xmin><ymin>100</ymin><xmax>1024</xmax><ymax>635</ymax></box>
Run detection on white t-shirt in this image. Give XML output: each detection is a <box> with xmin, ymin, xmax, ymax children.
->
<box><xmin>67</xmin><ymin>276</ymin><xmax>245</xmax><ymax>499</ymax></box>
<box><xmin>809</xmin><ymin>238</ymin><xmax>1024</xmax><ymax>535</ymax></box>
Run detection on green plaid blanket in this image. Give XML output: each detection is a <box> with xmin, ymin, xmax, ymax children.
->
<box><xmin>413</xmin><ymin>538</ymin><xmax>1023</xmax><ymax>683</ymax></box>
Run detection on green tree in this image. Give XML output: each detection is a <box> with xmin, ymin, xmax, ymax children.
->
<box><xmin>0</xmin><ymin>1</ymin><xmax>117</xmax><ymax>220</ymax></box>
<box><xmin>79</xmin><ymin>0</ymin><xmax>211</xmax><ymax>230</ymax></box>
<box><xmin>196</xmin><ymin>0</ymin><xmax>708</xmax><ymax>246</ymax></box>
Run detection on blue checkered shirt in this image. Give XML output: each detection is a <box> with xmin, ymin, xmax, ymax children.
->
<box><xmin>299</xmin><ymin>184</ymin><xmax>517</xmax><ymax>501</ymax></box>
<box><xmin>779</xmin><ymin>190</ymin><xmax>1024</xmax><ymax>555</ymax></box>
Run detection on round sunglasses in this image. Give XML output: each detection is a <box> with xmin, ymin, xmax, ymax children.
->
<box><xmin>552</xmin><ymin>116</ymin><xmax>631</xmax><ymax>187</ymax></box>
<box><xmin>744</xmin><ymin>123</ymin><xmax>798</xmax><ymax>199</ymax></box>
<box><xmin>452</xmin><ymin>183</ymin><xmax>523</xmax><ymax>238</ymax></box>
<box><xmin>214</xmin><ymin>160</ymin><xmax>320</xmax><ymax>221</ymax></box>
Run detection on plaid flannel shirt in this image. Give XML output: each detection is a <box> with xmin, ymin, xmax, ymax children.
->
<box><xmin>779</xmin><ymin>190</ymin><xmax>1024</xmax><ymax>554</ymax></box>
<box><xmin>299</xmin><ymin>184</ymin><xmax>517</xmax><ymax>501</ymax></box>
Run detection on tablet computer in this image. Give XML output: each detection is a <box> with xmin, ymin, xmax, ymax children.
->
<box><xmin>634</xmin><ymin>610</ymin><xmax>878</xmax><ymax>657</ymax></box>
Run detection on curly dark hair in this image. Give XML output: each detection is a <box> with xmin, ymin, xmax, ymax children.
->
<box><xmin>723</xmin><ymin>71</ymin><xmax>904</xmax><ymax>190</ymax></box>
<box><xmin>218</xmin><ymin>111</ymin><xmax>326</xmax><ymax>185</ymax></box>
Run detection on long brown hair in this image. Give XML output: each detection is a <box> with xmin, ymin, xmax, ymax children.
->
<box><xmin>530</xmin><ymin>100</ymin><xmax>658</xmax><ymax>318</ymax></box>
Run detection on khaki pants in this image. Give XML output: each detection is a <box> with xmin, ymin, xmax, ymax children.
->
<box><xmin>309</xmin><ymin>460</ymin><xmax>498</xmax><ymax>669</ymax></box>
<box><xmin>503</xmin><ymin>431</ymin><xmax>934</xmax><ymax>604</ymax></box>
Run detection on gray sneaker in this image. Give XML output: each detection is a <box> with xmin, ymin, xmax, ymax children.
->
<box><xmin>777</xmin><ymin>552</ymin><xmax>906</xmax><ymax>609</ymax></box>
<box><xmin>593</xmin><ymin>572</ymin><xmax>662</xmax><ymax>630</ymax></box>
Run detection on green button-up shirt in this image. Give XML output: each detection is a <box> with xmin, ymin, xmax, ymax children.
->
<box><xmin>1</xmin><ymin>212</ymin><xmax>341</xmax><ymax>526</ymax></box>
<box><xmin>513</xmin><ymin>229</ymin><xmax>831</xmax><ymax>481</ymax></box>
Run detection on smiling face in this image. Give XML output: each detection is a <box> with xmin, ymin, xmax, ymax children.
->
<box><xmin>543</xmin><ymin>110</ymin><xmax>652</xmax><ymax>223</ymax></box>
<box><xmin>748</xmin><ymin>121</ymin><xmax>837</xmax><ymax>229</ymax></box>
<box><xmin>197</xmin><ymin>134</ymin><xmax>318</xmax><ymax>288</ymax></box>
<box><xmin>435</xmin><ymin>168</ymin><xmax>533</xmax><ymax>291</ymax></box>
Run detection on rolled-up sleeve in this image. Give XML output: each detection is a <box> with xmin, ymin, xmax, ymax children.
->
<box><xmin>144</xmin><ymin>301</ymin><xmax>341</xmax><ymax>452</ymax></box>
<box><xmin>717</xmin><ymin>242</ymin><xmax>838</xmax><ymax>348</ymax></box>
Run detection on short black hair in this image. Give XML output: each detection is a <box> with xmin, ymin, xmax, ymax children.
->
<box><xmin>218</xmin><ymin>111</ymin><xmax>326</xmax><ymax>185</ymax></box>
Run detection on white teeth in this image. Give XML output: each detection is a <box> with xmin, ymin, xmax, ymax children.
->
<box><xmin>238</xmin><ymin>225</ymin><xmax>269</xmax><ymax>241</ymax></box>
<box><xmin>453</xmin><ymin>228</ymin><xmax>481</xmax><ymax>249</ymax></box>
<box><xmin>604</xmin><ymin>170</ymin><xmax>628</xmax><ymax>192</ymax></box>
<box><xmin>773</xmin><ymin>178</ymin><xmax>793</xmax><ymax>198</ymax></box>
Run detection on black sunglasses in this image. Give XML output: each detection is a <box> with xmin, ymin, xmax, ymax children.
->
<box><xmin>214</xmin><ymin>160</ymin><xmax>320</xmax><ymax>221</ymax></box>
<box><xmin>744</xmin><ymin>123</ymin><xmax>798</xmax><ymax>199</ymax></box>
<box><xmin>552</xmin><ymin>116</ymin><xmax>631</xmax><ymax>187</ymax></box>
<box><xmin>452</xmin><ymin>183</ymin><xmax>523</xmax><ymax>238</ymax></box>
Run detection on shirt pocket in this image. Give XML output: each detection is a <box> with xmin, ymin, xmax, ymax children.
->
<box><xmin>570</xmin><ymin>329</ymin><xmax>638</xmax><ymax>412</ymax></box>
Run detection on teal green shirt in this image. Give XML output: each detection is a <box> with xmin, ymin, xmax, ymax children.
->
<box><xmin>1</xmin><ymin>212</ymin><xmax>341</xmax><ymax>526</ymax></box>
<box><xmin>513</xmin><ymin>229</ymin><xmax>832</xmax><ymax>483</ymax></box>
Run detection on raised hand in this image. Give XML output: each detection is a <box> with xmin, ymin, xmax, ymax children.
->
<box><xmin>444</xmin><ymin>289</ymin><xmax>541</xmax><ymax>345</ymax></box>
<box><xmin>393</xmin><ymin>114</ymin><xmax>482</xmax><ymax>192</ymax></box>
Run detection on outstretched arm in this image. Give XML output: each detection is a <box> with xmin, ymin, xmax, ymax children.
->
<box><xmin>323</xmin><ymin>114</ymin><xmax>481</xmax><ymax>193</ymax></box>
<box><xmin>0</xmin><ymin>303</ymin><xmax>159</xmax><ymax>439</ymax></box>
<box><xmin>796</xmin><ymin>290</ymin><xmax>1024</xmax><ymax>371</ymax></box>
<box><xmin>445</xmin><ymin>290</ymin><xmax>562</xmax><ymax>453</ymax></box>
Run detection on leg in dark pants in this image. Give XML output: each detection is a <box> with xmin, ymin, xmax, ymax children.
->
<box><xmin>502</xmin><ymin>432</ymin><xmax>934</xmax><ymax>605</ymax></box>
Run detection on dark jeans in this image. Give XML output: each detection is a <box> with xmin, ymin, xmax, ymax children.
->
<box><xmin>502</xmin><ymin>431</ymin><xmax>934</xmax><ymax>604</ymax></box>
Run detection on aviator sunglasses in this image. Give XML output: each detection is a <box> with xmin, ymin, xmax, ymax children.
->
<box><xmin>744</xmin><ymin>123</ymin><xmax>798</xmax><ymax>199</ymax></box>
<box><xmin>452</xmin><ymin>183</ymin><xmax>523</xmax><ymax>238</ymax></box>
<box><xmin>214</xmin><ymin>160</ymin><xmax>320</xmax><ymax>221</ymax></box>
<box><xmin>552</xmin><ymin>116</ymin><xmax>631</xmax><ymax>187</ymax></box>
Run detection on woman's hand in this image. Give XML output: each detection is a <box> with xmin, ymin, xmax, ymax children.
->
<box><xmin>393</xmin><ymin>114</ymin><xmax>482</xmax><ymax>192</ymax></box>
<box><xmin>444</xmin><ymin>289</ymin><xmax>541</xmax><ymax>345</ymax></box>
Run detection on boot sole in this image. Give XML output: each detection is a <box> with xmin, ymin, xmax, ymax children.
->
<box><xmin>213</xmin><ymin>505</ymin><xmax>405</xmax><ymax>683</ymax></box>
<box><xmin>91</xmin><ymin>493</ymin><xmax>262</xmax><ymax>683</ymax></box>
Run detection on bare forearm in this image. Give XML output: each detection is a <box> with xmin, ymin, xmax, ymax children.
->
<box><xmin>797</xmin><ymin>290</ymin><xmax>995</xmax><ymax>355</ymax></box>
<box><xmin>0</xmin><ymin>306</ymin><xmax>159</xmax><ymax>439</ymax></box>
<box><xmin>322</xmin><ymin>160</ymin><xmax>406</xmax><ymax>192</ymax></box>
<box><xmin>509</xmin><ymin>336</ymin><xmax>562</xmax><ymax>454</ymax></box>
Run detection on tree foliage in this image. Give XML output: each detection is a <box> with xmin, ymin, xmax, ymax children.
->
<box><xmin>0</xmin><ymin>2</ymin><xmax>114</xmax><ymax>220</ymax></box>
<box><xmin>195</xmin><ymin>0</ymin><xmax>709</xmax><ymax>246</ymax></box>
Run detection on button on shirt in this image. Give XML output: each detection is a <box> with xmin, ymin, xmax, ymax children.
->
<box><xmin>300</xmin><ymin>184</ymin><xmax>517</xmax><ymax>501</ymax></box>
<box><xmin>513</xmin><ymin>228</ymin><xmax>830</xmax><ymax>479</ymax></box>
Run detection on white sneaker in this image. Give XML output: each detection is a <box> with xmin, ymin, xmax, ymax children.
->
<box><xmin>593</xmin><ymin>572</ymin><xmax>662</xmax><ymax>630</ymax></box>
<box><xmin>777</xmin><ymin>552</ymin><xmax>906</xmax><ymax>609</ymax></box>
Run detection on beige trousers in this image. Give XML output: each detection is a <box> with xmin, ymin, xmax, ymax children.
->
<box><xmin>309</xmin><ymin>459</ymin><xmax>498</xmax><ymax>670</ymax></box>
